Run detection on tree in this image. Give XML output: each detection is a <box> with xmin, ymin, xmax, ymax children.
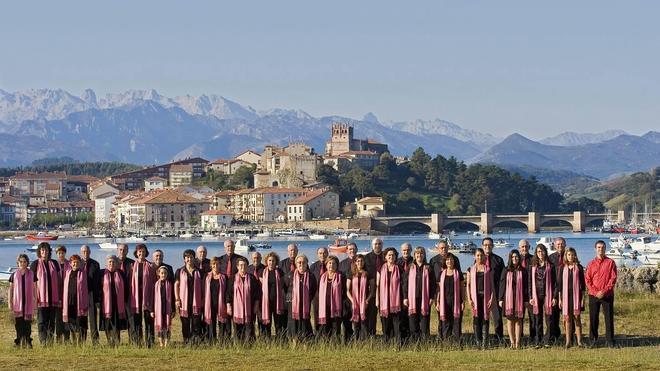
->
<box><xmin>316</xmin><ymin>164</ymin><xmax>340</xmax><ymax>187</ymax></box>
<box><xmin>230</xmin><ymin>164</ymin><xmax>256</xmax><ymax>188</ymax></box>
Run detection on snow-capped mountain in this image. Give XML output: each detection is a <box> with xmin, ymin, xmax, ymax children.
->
<box><xmin>380</xmin><ymin>118</ymin><xmax>500</xmax><ymax>147</ymax></box>
<box><xmin>539</xmin><ymin>130</ymin><xmax>628</xmax><ymax>146</ymax></box>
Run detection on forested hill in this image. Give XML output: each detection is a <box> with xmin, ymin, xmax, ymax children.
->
<box><xmin>0</xmin><ymin>157</ymin><xmax>141</xmax><ymax>178</ymax></box>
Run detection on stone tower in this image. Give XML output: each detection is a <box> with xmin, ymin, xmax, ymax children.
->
<box><xmin>326</xmin><ymin>123</ymin><xmax>353</xmax><ymax>156</ymax></box>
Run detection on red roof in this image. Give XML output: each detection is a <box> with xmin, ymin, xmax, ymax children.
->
<box><xmin>169</xmin><ymin>164</ymin><xmax>193</xmax><ymax>173</ymax></box>
<box><xmin>10</xmin><ymin>172</ymin><xmax>66</xmax><ymax>180</ymax></box>
<box><xmin>251</xmin><ymin>187</ymin><xmax>305</xmax><ymax>194</ymax></box>
<box><xmin>201</xmin><ymin>210</ymin><xmax>234</xmax><ymax>216</ymax></box>
<box><xmin>287</xmin><ymin>189</ymin><xmax>333</xmax><ymax>205</ymax></box>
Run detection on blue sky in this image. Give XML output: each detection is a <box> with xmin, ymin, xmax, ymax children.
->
<box><xmin>1</xmin><ymin>1</ymin><xmax>658</xmax><ymax>139</ymax></box>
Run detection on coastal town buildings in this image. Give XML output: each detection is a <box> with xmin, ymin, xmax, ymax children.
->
<box><xmin>253</xmin><ymin>143</ymin><xmax>321</xmax><ymax>188</ymax></box>
<box><xmin>9</xmin><ymin>172</ymin><xmax>67</xmax><ymax>201</ymax></box>
<box><xmin>94</xmin><ymin>192</ymin><xmax>117</xmax><ymax>226</ymax></box>
<box><xmin>88</xmin><ymin>181</ymin><xmax>120</xmax><ymax>200</ymax></box>
<box><xmin>168</xmin><ymin>164</ymin><xmax>194</xmax><ymax>187</ymax></box>
<box><xmin>26</xmin><ymin>200</ymin><xmax>94</xmax><ymax>224</ymax></box>
<box><xmin>207</xmin><ymin>158</ymin><xmax>253</xmax><ymax>175</ymax></box>
<box><xmin>201</xmin><ymin>209</ymin><xmax>234</xmax><ymax>230</ymax></box>
<box><xmin>231</xmin><ymin>187</ymin><xmax>305</xmax><ymax>222</ymax></box>
<box><xmin>144</xmin><ymin>176</ymin><xmax>167</xmax><ymax>191</ymax></box>
<box><xmin>110</xmin><ymin>157</ymin><xmax>208</xmax><ymax>191</ymax></box>
<box><xmin>356</xmin><ymin>196</ymin><xmax>386</xmax><ymax>217</ymax></box>
<box><xmin>234</xmin><ymin>150</ymin><xmax>261</xmax><ymax>166</ymax></box>
<box><xmin>286</xmin><ymin>188</ymin><xmax>340</xmax><ymax>221</ymax></box>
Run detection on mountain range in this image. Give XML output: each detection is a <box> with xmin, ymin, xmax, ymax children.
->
<box><xmin>0</xmin><ymin>88</ymin><xmax>658</xmax><ymax>181</ymax></box>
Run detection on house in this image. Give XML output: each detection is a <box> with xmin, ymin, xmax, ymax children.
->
<box><xmin>9</xmin><ymin>172</ymin><xmax>67</xmax><ymax>201</ymax></box>
<box><xmin>26</xmin><ymin>200</ymin><xmax>94</xmax><ymax>224</ymax></box>
<box><xmin>66</xmin><ymin>175</ymin><xmax>100</xmax><ymax>199</ymax></box>
<box><xmin>169</xmin><ymin>164</ymin><xmax>193</xmax><ymax>187</ymax></box>
<box><xmin>212</xmin><ymin>190</ymin><xmax>235</xmax><ymax>211</ymax></box>
<box><xmin>286</xmin><ymin>189</ymin><xmax>339</xmax><ymax>221</ymax></box>
<box><xmin>231</xmin><ymin>187</ymin><xmax>305</xmax><ymax>222</ymax></box>
<box><xmin>201</xmin><ymin>210</ymin><xmax>234</xmax><ymax>230</ymax></box>
<box><xmin>325</xmin><ymin>123</ymin><xmax>388</xmax><ymax>158</ymax></box>
<box><xmin>0</xmin><ymin>200</ymin><xmax>15</xmax><ymax>225</ymax></box>
<box><xmin>235</xmin><ymin>150</ymin><xmax>261</xmax><ymax>166</ymax></box>
<box><xmin>1</xmin><ymin>195</ymin><xmax>27</xmax><ymax>224</ymax></box>
<box><xmin>145</xmin><ymin>177</ymin><xmax>167</xmax><ymax>192</ymax></box>
<box><xmin>253</xmin><ymin>143</ymin><xmax>321</xmax><ymax>188</ymax></box>
<box><xmin>110</xmin><ymin>157</ymin><xmax>208</xmax><ymax>191</ymax></box>
<box><xmin>115</xmin><ymin>189</ymin><xmax>210</xmax><ymax>231</ymax></box>
<box><xmin>94</xmin><ymin>192</ymin><xmax>117</xmax><ymax>226</ymax></box>
<box><xmin>324</xmin><ymin>150</ymin><xmax>381</xmax><ymax>171</ymax></box>
<box><xmin>89</xmin><ymin>181</ymin><xmax>120</xmax><ymax>200</ymax></box>
<box><xmin>207</xmin><ymin>158</ymin><xmax>253</xmax><ymax>175</ymax></box>
<box><xmin>356</xmin><ymin>196</ymin><xmax>385</xmax><ymax>217</ymax></box>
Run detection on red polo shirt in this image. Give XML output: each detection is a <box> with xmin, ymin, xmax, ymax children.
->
<box><xmin>585</xmin><ymin>256</ymin><xmax>617</xmax><ymax>297</ymax></box>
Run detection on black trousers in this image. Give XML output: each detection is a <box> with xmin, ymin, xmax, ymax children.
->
<box><xmin>318</xmin><ymin>317</ymin><xmax>342</xmax><ymax>340</ymax></box>
<box><xmin>588</xmin><ymin>295</ymin><xmax>615</xmax><ymax>345</ymax></box>
<box><xmin>37</xmin><ymin>306</ymin><xmax>57</xmax><ymax>345</ymax></box>
<box><xmin>399</xmin><ymin>311</ymin><xmax>410</xmax><ymax>341</ymax></box>
<box><xmin>55</xmin><ymin>307</ymin><xmax>70</xmax><ymax>342</ymax></box>
<box><xmin>366</xmin><ymin>299</ymin><xmax>378</xmax><ymax>336</ymax></box>
<box><xmin>440</xmin><ymin>314</ymin><xmax>462</xmax><ymax>341</ymax></box>
<box><xmin>259</xmin><ymin>312</ymin><xmax>287</xmax><ymax>338</ymax></box>
<box><xmin>206</xmin><ymin>312</ymin><xmax>231</xmax><ymax>343</ymax></box>
<box><xmin>180</xmin><ymin>315</ymin><xmax>202</xmax><ymax>344</ymax></box>
<box><xmin>14</xmin><ymin>317</ymin><xmax>32</xmax><ymax>346</ymax></box>
<box><xmin>550</xmin><ymin>305</ymin><xmax>562</xmax><ymax>340</ymax></box>
<box><xmin>234</xmin><ymin>319</ymin><xmax>256</xmax><ymax>342</ymax></box>
<box><xmin>342</xmin><ymin>312</ymin><xmax>354</xmax><ymax>342</ymax></box>
<box><xmin>66</xmin><ymin>313</ymin><xmax>88</xmax><ymax>343</ymax></box>
<box><xmin>531</xmin><ymin>299</ymin><xmax>553</xmax><ymax>346</ymax></box>
<box><xmin>381</xmin><ymin>313</ymin><xmax>401</xmax><ymax>343</ymax></box>
<box><xmin>132</xmin><ymin>310</ymin><xmax>155</xmax><ymax>347</ymax></box>
<box><xmin>473</xmin><ymin>293</ymin><xmax>489</xmax><ymax>345</ymax></box>
<box><xmin>351</xmin><ymin>320</ymin><xmax>368</xmax><ymax>341</ymax></box>
<box><xmin>490</xmin><ymin>300</ymin><xmax>503</xmax><ymax>341</ymax></box>
<box><xmin>408</xmin><ymin>313</ymin><xmax>430</xmax><ymax>340</ymax></box>
<box><xmin>288</xmin><ymin>317</ymin><xmax>314</xmax><ymax>341</ymax></box>
<box><xmin>526</xmin><ymin>305</ymin><xmax>535</xmax><ymax>340</ymax></box>
<box><xmin>103</xmin><ymin>318</ymin><xmax>122</xmax><ymax>347</ymax></box>
<box><xmin>88</xmin><ymin>293</ymin><xmax>99</xmax><ymax>343</ymax></box>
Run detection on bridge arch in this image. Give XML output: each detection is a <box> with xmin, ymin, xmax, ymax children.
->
<box><xmin>390</xmin><ymin>221</ymin><xmax>431</xmax><ymax>234</ymax></box>
<box><xmin>492</xmin><ymin>219</ymin><xmax>529</xmax><ymax>231</ymax></box>
<box><xmin>540</xmin><ymin>218</ymin><xmax>573</xmax><ymax>230</ymax></box>
<box><xmin>444</xmin><ymin>220</ymin><xmax>480</xmax><ymax>232</ymax></box>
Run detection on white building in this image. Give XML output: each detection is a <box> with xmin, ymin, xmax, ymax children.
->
<box><xmin>145</xmin><ymin>176</ymin><xmax>167</xmax><ymax>192</ymax></box>
<box><xmin>286</xmin><ymin>189</ymin><xmax>339</xmax><ymax>221</ymax></box>
<box><xmin>201</xmin><ymin>210</ymin><xmax>234</xmax><ymax>230</ymax></box>
<box><xmin>94</xmin><ymin>192</ymin><xmax>117</xmax><ymax>226</ymax></box>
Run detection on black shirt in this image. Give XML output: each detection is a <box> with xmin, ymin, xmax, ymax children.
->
<box><xmin>68</xmin><ymin>270</ymin><xmax>79</xmax><ymax>307</ymax></box>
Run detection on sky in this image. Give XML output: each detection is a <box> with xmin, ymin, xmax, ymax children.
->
<box><xmin>1</xmin><ymin>1</ymin><xmax>659</xmax><ymax>139</ymax></box>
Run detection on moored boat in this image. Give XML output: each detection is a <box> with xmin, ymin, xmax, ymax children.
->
<box><xmin>26</xmin><ymin>232</ymin><xmax>58</xmax><ymax>241</ymax></box>
<box><xmin>328</xmin><ymin>238</ymin><xmax>350</xmax><ymax>253</ymax></box>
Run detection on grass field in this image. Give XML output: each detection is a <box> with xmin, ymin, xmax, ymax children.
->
<box><xmin>0</xmin><ymin>292</ymin><xmax>658</xmax><ymax>370</ymax></box>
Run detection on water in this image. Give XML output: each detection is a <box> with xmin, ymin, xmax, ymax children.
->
<box><xmin>0</xmin><ymin>231</ymin><xmax>617</xmax><ymax>270</ymax></box>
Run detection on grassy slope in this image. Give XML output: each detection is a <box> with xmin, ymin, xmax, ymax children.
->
<box><xmin>0</xmin><ymin>293</ymin><xmax>658</xmax><ymax>370</ymax></box>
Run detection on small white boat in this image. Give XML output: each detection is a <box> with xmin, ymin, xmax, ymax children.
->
<box><xmin>536</xmin><ymin>236</ymin><xmax>554</xmax><ymax>251</ymax></box>
<box><xmin>630</xmin><ymin>236</ymin><xmax>660</xmax><ymax>254</ymax></box>
<box><xmin>309</xmin><ymin>234</ymin><xmax>328</xmax><ymax>240</ymax></box>
<box><xmin>235</xmin><ymin>239</ymin><xmax>256</xmax><ymax>253</ymax></box>
<box><xmin>638</xmin><ymin>252</ymin><xmax>660</xmax><ymax>266</ymax></box>
<box><xmin>28</xmin><ymin>244</ymin><xmax>39</xmax><ymax>251</ymax></box>
<box><xmin>609</xmin><ymin>235</ymin><xmax>630</xmax><ymax>249</ymax></box>
<box><xmin>201</xmin><ymin>233</ymin><xmax>219</xmax><ymax>241</ymax></box>
<box><xmin>179</xmin><ymin>232</ymin><xmax>196</xmax><ymax>239</ymax></box>
<box><xmin>13</xmin><ymin>236</ymin><xmax>26</xmax><ymax>240</ymax></box>
<box><xmin>99</xmin><ymin>242</ymin><xmax>118</xmax><ymax>250</ymax></box>
<box><xmin>473</xmin><ymin>231</ymin><xmax>483</xmax><ymax>237</ymax></box>
<box><xmin>494</xmin><ymin>239</ymin><xmax>513</xmax><ymax>248</ymax></box>
<box><xmin>0</xmin><ymin>267</ymin><xmax>17</xmax><ymax>281</ymax></box>
<box><xmin>92</xmin><ymin>234</ymin><xmax>109</xmax><ymax>239</ymax></box>
<box><xmin>255</xmin><ymin>230</ymin><xmax>274</xmax><ymax>238</ymax></box>
<box><xmin>3</xmin><ymin>238</ymin><xmax>13</xmax><ymax>241</ymax></box>
<box><xmin>428</xmin><ymin>232</ymin><xmax>441</xmax><ymax>239</ymax></box>
<box><xmin>252</xmin><ymin>242</ymin><xmax>272</xmax><ymax>249</ymax></box>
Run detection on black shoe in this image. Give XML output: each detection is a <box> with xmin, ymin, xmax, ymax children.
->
<box><xmin>607</xmin><ymin>342</ymin><xmax>618</xmax><ymax>349</ymax></box>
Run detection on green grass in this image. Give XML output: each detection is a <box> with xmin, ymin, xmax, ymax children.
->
<box><xmin>0</xmin><ymin>292</ymin><xmax>659</xmax><ymax>370</ymax></box>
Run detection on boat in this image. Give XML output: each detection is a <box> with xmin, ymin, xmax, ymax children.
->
<box><xmin>28</xmin><ymin>244</ymin><xmax>39</xmax><ymax>251</ymax></box>
<box><xmin>494</xmin><ymin>239</ymin><xmax>513</xmax><ymax>248</ymax></box>
<box><xmin>26</xmin><ymin>232</ymin><xmax>58</xmax><ymax>241</ymax></box>
<box><xmin>122</xmin><ymin>236</ymin><xmax>146</xmax><ymax>242</ymax></box>
<box><xmin>201</xmin><ymin>233</ymin><xmax>220</xmax><ymax>241</ymax></box>
<box><xmin>637</xmin><ymin>252</ymin><xmax>660</xmax><ymax>266</ymax></box>
<box><xmin>255</xmin><ymin>230</ymin><xmax>274</xmax><ymax>238</ymax></box>
<box><xmin>235</xmin><ymin>239</ymin><xmax>256</xmax><ymax>253</ymax></box>
<box><xmin>629</xmin><ymin>236</ymin><xmax>660</xmax><ymax>253</ymax></box>
<box><xmin>3</xmin><ymin>238</ymin><xmax>13</xmax><ymax>241</ymax></box>
<box><xmin>536</xmin><ymin>236</ymin><xmax>554</xmax><ymax>251</ymax></box>
<box><xmin>99</xmin><ymin>242</ymin><xmax>118</xmax><ymax>250</ymax></box>
<box><xmin>179</xmin><ymin>232</ymin><xmax>196</xmax><ymax>239</ymax></box>
<box><xmin>609</xmin><ymin>235</ymin><xmax>631</xmax><ymax>249</ymax></box>
<box><xmin>277</xmin><ymin>229</ymin><xmax>309</xmax><ymax>237</ymax></box>
<box><xmin>428</xmin><ymin>232</ymin><xmax>441</xmax><ymax>239</ymax></box>
<box><xmin>606</xmin><ymin>247</ymin><xmax>638</xmax><ymax>260</ymax></box>
<box><xmin>0</xmin><ymin>267</ymin><xmax>17</xmax><ymax>281</ymax></box>
<box><xmin>472</xmin><ymin>231</ymin><xmax>483</xmax><ymax>237</ymax></box>
<box><xmin>309</xmin><ymin>233</ymin><xmax>328</xmax><ymax>240</ymax></box>
<box><xmin>328</xmin><ymin>238</ymin><xmax>350</xmax><ymax>253</ymax></box>
<box><xmin>13</xmin><ymin>236</ymin><xmax>25</xmax><ymax>240</ymax></box>
<box><xmin>251</xmin><ymin>242</ymin><xmax>272</xmax><ymax>249</ymax></box>
<box><xmin>457</xmin><ymin>241</ymin><xmax>477</xmax><ymax>254</ymax></box>
<box><xmin>92</xmin><ymin>233</ymin><xmax>110</xmax><ymax>238</ymax></box>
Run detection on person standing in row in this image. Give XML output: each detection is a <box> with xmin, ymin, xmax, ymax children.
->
<box><xmin>397</xmin><ymin>243</ymin><xmax>413</xmax><ymax>341</ymax></box>
<box><xmin>317</xmin><ymin>255</ymin><xmax>344</xmax><ymax>340</ymax></box>
<box><xmin>286</xmin><ymin>254</ymin><xmax>316</xmax><ymax>341</ymax></box>
<box><xmin>346</xmin><ymin>254</ymin><xmax>374</xmax><ymax>341</ymax></box>
<box><xmin>62</xmin><ymin>255</ymin><xmax>89</xmax><ymax>346</ymax></box>
<box><xmin>548</xmin><ymin>237</ymin><xmax>566</xmax><ymax>340</ymax></box>
<box><xmin>80</xmin><ymin>245</ymin><xmax>100</xmax><ymax>345</ymax></box>
<box><xmin>466</xmin><ymin>248</ymin><xmax>494</xmax><ymax>349</ymax></box>
<box><xmin>377</xmin><ymin>247</ymin><xmax>403</xmax><ymax>344</ymax></box>
<box><xmin>437</xmin><ymin>253</ymin><xmax>463</xmax><ymax>342</ymax></box>
<box><xmin>9</xmin><ymin>254</ymin><xmax>37</xmax><ymax>348</ymax></box>
<box><xmin>99</xmin><ymin>255</ymin><xmax>128</xmax><ymax>347</ymax></box>
<box><xmin>196</xmin><ymin>245</ymin><xmax>211</xmax><ymax>275</ymax></box>
<box><xmin>364</xmin><ymin>238</ymin><xmax>384</xmax><ymax>336</ymax></box>
<box><xmin>279</xmin><ymin>243</ymin><xmax>298</xmax><ymax>275</ymax></box>
<box><xmin>528</xmin><ymin>244</ymin><xmax>556</xmax><ymax>348</ymax></box>
<box><xmin>518</xmin><ymin>239</ymin><xmax>534</xmax><ymax>340</ymax></box>
<box><xmin>152</xmin><ymin>266</ymin><xmax>173</xmax><ymax>348</ymax></box>
<box><xmin>260</xmin><ymin>252</ymin><xmax>287</xmax><ymax>338</ymax></box>
<box><xmin>152</xmin><ymin>249</ymin><xmax>175</xmax><ymax>283</ymax></box>
<box><xmin>175</xmin><ymin>249</ymin><xmax>203</xmax><ymax>345</ymax></box>
<box><xmin>130</xmin><ymin>244</ymin><xmax>155</xmax><ymax>347</ymax></box>
<box><xmin>227</xmin><ymin>258</ymin><xmax>260</xmax><ymax>342</ymax></box>
<box><xmin>430</xmin><ymin>240</ymin><xmax>462</xmax><ymax>273</ymax></box>
<box><xmin>30</xmin><ymin>242</ymin><xmax>61</xmax><ymax>346</ymax></box>
<box><xmin>585</xmin><ymin>240</ymin><xmax>618</xmax><ymax>348</ymax></box>
<box><xmin>557</xmin><ymin>247</ymin><xmax>585</xmax><ymax>348</ymax></box>
<box><xmin>248</xmin><ymin>251</ymin><xmax>265</xmax><ymax>279</ymax></box>
<box><xmin>219</xmin><ymin>239</ymin><xmax>240</xmax><ymax>338</ymax></box>
<box><xmin>310</xmin><ymin>247</ymin><xmax>328</xmax><ymax>332</ymax></box>
<box><xmin>499</xmin><ymin>250</ymin><xmax>528</xmax><ymax>349</ymax></box>
<box><xmin>403</xmin><ymin>246</ymin><xmax>434</xmax><ymax>341</ymax></box>
<box><xmin>55</xmin><ymin>245</ymin><xmax>70</xmax><ymax>344</ymax></box>
<box><xmin>339</xmin><ymin>242</ymin><xmax>357</xmax><ymax>342</ymax></box>
<box><xmin>204</xmin><ymin>257</ymin><xmax>229</xmax><ymax>344</ymax></box>
<box><xmin>482</xmin><ymin>237</ymin><xmax>504</xmax><ymax>343</ymax></box>
<box><xmin>116</xmin><ymin>243</ymin><xmax>134</xmax><ymax>341</ymax></box>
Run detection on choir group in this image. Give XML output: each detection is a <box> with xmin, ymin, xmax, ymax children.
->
<box><xmin>8</xmin><ymin>237</ymin><xmax>618</xmax><ymax>349</ymax></box>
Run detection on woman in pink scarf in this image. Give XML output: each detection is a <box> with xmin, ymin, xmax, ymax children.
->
<box><xmin>557</xmin><ymin>247</ymin><xmax>585</xmax><ymax>348</ymax></box>
<box><xmin>152</xmin><ymin>266</ymin><xmax>173</xmax><ymax>347</ymax></box>
<box><xmin>130</xmin><ymin>243</ymin><xmax>156</xmax><ymax>347</ymax></box>
<box><xmin>404</xmin><ymin>246</ymin><xmax>435</xmax><ymax>341</ymax></box>
<box><xmin>346</xmin><ymin>254</ymin><xmax>374</xmax><ymax>341</ymax></box>
<box><xmin>285</xmin><ymin>254</ymin><xmax>317</xmax><ymax>341</ymax></box>
<box><xmin>204</xmin><ymin>257</ymin><xmax>229</xmax><ymax>344</ymax></box>
<box><xmin>175</xmin><ymin>249</ymin><xmax>203</xmax><ymax>345</ymax></box>
<box><xmin>436</xmin><ymin>252</ymin><xmax>464</xmax><ymax>341</ymax></box>
<box><xmin>55</xmin><ymin>245</ymin><xmax>70</xmax><ymax>344</ymax></box>
<box><xmin>528</xmin><ymin>244</ymin><xmax>557</xmax><ymax>348</ymax></box>
<box><xmin>317</xmin><ymin>255</ymin><xmax>344</xmax><ymax>339</ymax></box>
<box><xmin>498</xmin><ymin>249</ymin><xmax>529</xmax><ymax>349</ymax></box>
<box><xmin>466</xmin><ymin>248</ymin><xmax>494</xmax><ymax>349</ymax></box>
<box><xmin>376</xmin><ymin>247</ymin><xmax>402</xmax><ymax>344</ymax></box>
<box><xmin>29</xmin><ymin>242</ymin><xmax>61</xmax><ymax>346</ymax></box>
<box><xmin>260</xmin><ymin>252</ymin><xmax>286</xmax><ymax>338</ymax></box>
<box><xmin>228</xmin><ymin>257</ymin><xmax>261</xmax><ymax>342</ymax></box>
<box><xmin>62</xmin><ymin>255</ymin><xmax>89</xmax><ymax>346</ymax></box>
<box><xmin>99</xmin><ymin>255</ymin><xmax>128</xmax><ymax>347</ymax></box>
<box><xmin>9</xmin><ymin>254</ymin><xmax>37</xmax><ymax>348</ymax></box>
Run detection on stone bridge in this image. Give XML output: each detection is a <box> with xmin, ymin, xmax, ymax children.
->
<box><xmin>373</xmin><ymin>210</ymin><xmax>643</xmax><ymax>234</ymax></box>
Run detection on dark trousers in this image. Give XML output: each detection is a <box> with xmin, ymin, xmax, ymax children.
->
<box><xmin>491</xmin><ymin>301</ymin><xmax>503</xmax><ymax>341</ymax></box>
<box><xmin>342</xmin><ymin>312</ymin><xmax>354</xmax><ymax>342</ymax></box>
<box><xmin>88</xmin><ymin>293</ymin><xmax>99</xmax><ymax>344</ymax></box>
<box><xmin>37</xmin><ymin>306</ymin><xmax>57</xmax><ymax>345</ymax></box>
<box><xmin>180</xmin><ymin>315</ymin><xmax>202</xmax><ymax>344</ymax></box>
<box><xmin>550</xmin><ymin>305</ymin><xmax>562</xmax><ymax>340</ymax></box>
<box><xmin>351</xmin><ymin>320</ymin><xmax>368</xmax><ymax>341</ymax></box>
<box><xmin>318</xmin><ymin>317</ymin><xmax>342</xmax><ymax>340</ymax></box>
<box><xmin>206</xmin><ymin>312</ymin><xmax>231</xmax><ymax>343</ymax></box>
<box><xmin>589</xmin><ymin>295</ymin><xmax>615</xmax><ymax>345</ymax></box>
<box><xmin>473</xmin><ymin>293</ymin><xmax>489</xmax><ymax>346</ymax></box>
<box><xmin>408</xmin><ymin>313</ymin><xmax>430</xmax><ymax>340</ymax></box>
<box><xmin>104</xmin><ymin>318</ymin><xmax>121</xmax><ymax>347</ymax></box>
<box><xmin>234</xmin><ymin>319</ymin><xmax>256</xmax><ymax>342</ymax></box>
<box><xmin>440</xmin><ymin>314</ymin><xmax>462</xmax><ymax>341</ymax></box>
<box><xmin>125</xmin><ymin>304</ymin><xmax>134</xmax><ymax>344</ymax></box>
<box><xmin>531</xmin><ymin>300</ymin><xmax>553</xmax><ymax>346</ymax></box>
<box><xmin>67</xmin><ymin>315</ymin><xmax>88</xmax><ymax>343</ymax></box>
<box><xmin>259</xmin><ymin>312</ymin><xmax>287</xmax><ymax>338</ymax></box>
<box><xmin>399</xmin><ymin>311</ymin><xmax>410</xmax><ymax>341</ymax></box>
<box><xmin>366</xmin><ymin>300</ymin><xmax>378</xmax><ymax>336</ymax></box>
<box><xmin>381</xmin><ymin>313</ymin><xmax>401</xmax><ymax>343</ymax></box>
<box><xmin>14</xmin><ymin>317</ymin><xmax>32</xmax><ymax>347</ymax></box>
<box><xmin>288</xmin><ymin>317</ymin><xmax>314</xmax><ymax>341</ymax></box>
<box><xmin>55</xmin><ymin>307</ymin><xmax>70</xmax><ymax>343</ymax></box>
<box><xmin>132</xmin><ymin>310</ymin><xmax>154</xmax><ymax>347</ymax></box>
<box><xmin>526</xmin><ymin>305</ymin><xmax>535</xmax><ymax>340</ymax></box>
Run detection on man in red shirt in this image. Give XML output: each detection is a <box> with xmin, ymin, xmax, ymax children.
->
<box><xmin>585</xmin><ymin>240</ymin><xmax>618</xmax><ymax>348</ymax></box>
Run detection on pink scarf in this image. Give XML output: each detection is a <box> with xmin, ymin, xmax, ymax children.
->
<box><xmin>291</xmin><ymin>270</ymin><xmax>310</xmax><ymax>320</ymax></box>
<box><xmin>12</xmin><ymin>270</ymin><xmax>35</xmax><ymax>320</ymax></box>
<box><xmin>318</xmin><ymin>271</ymin><xmax>342</xmax><ymax>324</ymax></box>
<box><xmin>204</xmin><ymin>273</ymin><xmax>227</xmax><ymax>324</ymax></box>
<box><xmin>58</xmin><ymin>261</ymin><xmax>71</xmax><ymax>278</ymax></box>
<box><xmin>232</xmin><ymin>274</ymin><xmax>253</xmax><ymax>324</ymax></box>
<box><xmin>130</xmin><ymin>260</ymin><xmax>155</xmax><ymax>313</ymax></box>
<box><xmin>438</xmin><ymin>269</ymin><xmax>461</xmax><ymax>321</ymax></box>
<box><xmin>102</xmin><ymin>270</ymin><xmax>126</xmax><ymax>319</ymax></box>
<box><xmin>154</xmin><ymin>279</ymin><xmax>172</xmax><ymax>332</ymax></box>
<box><xmin>378</xmin><ymin>264</ymin><xmax>401</xmax><ymax>317</ymax></box>
<box><xmin>408</xmin><ymin>264</ymin><xmax>430</xmax><ymax>316</ymax></box>
<box><xmin>36</xmin><ymin>259</ymin><xmax>61</xmax><ymax>307</ymax></box>
<box><xmin>179</xmin><ymin>268</ymin><xmax>202</xmax><ymax>317</ymax></box>
<box><xmin>504</xmin><ymin>270</ymin><xmax>524</xmax><ymax>318</ymax></box>
<box><xmin>531</xmin><ymin>263</ymin><xmax>553</xmax><ymax>315</ymax></box>
<box><xmin>62</xmin><ymin>269</ymin><xmax>89</xmax><ymax>322</ymax></box>
<box><xmin>562</xmin><ymin>265</ymin><xmax>581</xmax><ymax>318</ymax></box>
<box><xmin>469</xmin><ymin>264</ymin><xmax>491</xmax><ymax>320</ymax></box>
<box><xmin>351</xmin><ymin>271</ymin><xmax>368</xmax><ymax>322</ymax></box>
<box><xmin>261</xmin><ymin>268</ymin><xmax>284</xmax><ymax>325</ymax></box>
